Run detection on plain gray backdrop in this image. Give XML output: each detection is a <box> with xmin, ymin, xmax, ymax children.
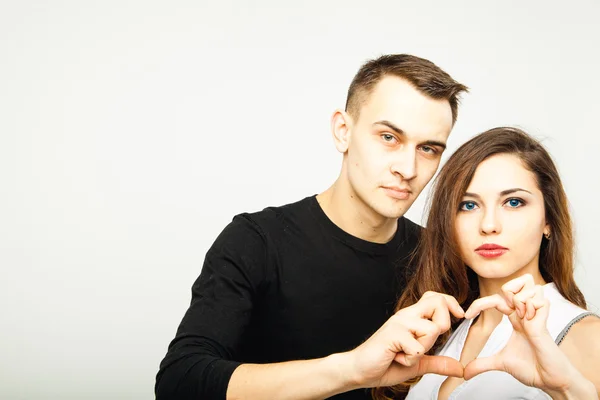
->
<box><xmin>1</xmin><ymin>1</ymin><xmax>599</xmax><ymax>399</ymax></box>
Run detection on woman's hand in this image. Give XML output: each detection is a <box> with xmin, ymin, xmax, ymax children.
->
<box><xmin>463</xmin><ymin>274</ymin><xmax>596</xmax><ymax>398</ymax></box>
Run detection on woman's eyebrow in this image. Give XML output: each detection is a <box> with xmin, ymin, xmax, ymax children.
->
<box><xmin>463</xmin><ymin>188</ymin><xmax>532</xmax><ymax>199</ymax></box>
<box><xmin>499</xmin><ymin>188</ymin><xmax>532</xmax><ymax>196</ymax></box>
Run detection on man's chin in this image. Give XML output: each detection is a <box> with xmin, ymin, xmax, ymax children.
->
<box><xmin>377</xmin><ymin>202</ymin><xmax>412</xmax><ymax>219</ymax></box>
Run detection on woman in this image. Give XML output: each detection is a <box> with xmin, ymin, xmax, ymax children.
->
<box><xmin>374</xmin><ymin>127</ymin><xmax>600</xmax><ymax>399</ymax></box>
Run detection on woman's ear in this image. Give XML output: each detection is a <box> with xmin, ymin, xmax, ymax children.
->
<box><xmin>331</xmin><ymin>109</ymin><xmax>352</xmax><ymax>153</ymax></box>
<box><xmin>543</xmin><ymin>224</ymin><xmax>551</xmax><ymax>239</ymax></box>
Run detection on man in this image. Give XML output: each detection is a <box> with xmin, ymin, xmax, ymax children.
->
<box><xmin>156</xmin><ymin>54</ymin><xmax>468</xmax><ymax>399</ymax></box>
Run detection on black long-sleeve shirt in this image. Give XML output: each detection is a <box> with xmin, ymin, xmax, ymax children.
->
<box><xmin>156</xmin><ymin>195</ymin><xmax>421</xmax><ymax>399</ymax></box>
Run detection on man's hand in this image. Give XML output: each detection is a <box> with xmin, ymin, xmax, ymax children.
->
<box><xmin>344</xmin><ymin>291</ymin><xmax>466</xmax><ymax>389</ymax></box>
<box><xmin>228</xmin><ymin>291</ymin><xmax>466</xmax><ymax>400</ymax></box>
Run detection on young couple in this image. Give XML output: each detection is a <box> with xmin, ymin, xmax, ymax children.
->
<box><xmin>156</xmin><ymin>54</ymin><xmax>600</xmax><ymax>399</ymax></box>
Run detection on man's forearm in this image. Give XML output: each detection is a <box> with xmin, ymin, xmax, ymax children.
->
<box><xmin>225</xmin><ymin>292</ymin><xmax>467</xmax><ymax>400</ymax></box>
<box><xmin>226</xmin><ymin>352</ymin><xmax>359</xmax><ymax>400</ymax></box>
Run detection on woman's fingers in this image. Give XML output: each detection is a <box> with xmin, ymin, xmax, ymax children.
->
<box><xmin>501</xmin><ymin>274</ymin><xmax>535</xmax><ymax>313</ymax></box>
<box><xmin>465</xmin><ymin>275</ymin><xmax>542</xmax><ymax>319</ymax></box>
<box><xmin>509</xmin><ymin>283</ymin><xmax>545</xmax><ymax>321</ymax></box>
<box><xmin>513</xmin><ymin>288</ymin><xmax>537</xmax><ymax>318</ymax></box>
<box><xmin>525</xmin><ymin>285</ymin><xmax>547</xmax><ymax>320</ymax></box>
<box><xmin>465</xmin><ymin>294</ymin><xmax>513</xmax><ymax>319</ymax></box>
<box><xmin>464</xmin><ymin>355</ymin><xmax>503</xmax><ymax>380</ymax></box>
<box><xmin>526</xmin><ymin>297</ymin><xmax>536</xmax><ymax>320</ymax></box>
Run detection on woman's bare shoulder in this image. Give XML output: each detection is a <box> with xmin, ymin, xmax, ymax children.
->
<box><xmin>559</xmin><ymin>314</ymin><xmax>600</xmax><ymax>390</ymax></box>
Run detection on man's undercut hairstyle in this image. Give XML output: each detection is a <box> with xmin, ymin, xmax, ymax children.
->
<box><xmin>345</xmin><ymin>54</ymin><xmax>468</xmax><ymax>125</ymax></box>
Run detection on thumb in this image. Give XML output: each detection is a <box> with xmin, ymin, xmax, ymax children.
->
<box><xmin>417</xmin><ymin>355</ymin><xmax>464</xmax><ymax>378</ymax></box>
<box><xmin>394</xmin><ymin>352</ymin><xmax>423</xmax><ymax>367</ymax></box>
<box><xmin>464</xmin><ymin>356</ymin><xmax>502</xmax><ymax>380</ymax></box>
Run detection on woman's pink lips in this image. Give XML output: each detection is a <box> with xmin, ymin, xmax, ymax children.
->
<box><xmin>475</xmin><ymin>244</ymin><xmax>508</xmax><ymax>258</ymax></box>
<box><xmin>475</xmin><ymin>249</ymin><xmax>508</xmax><ymax>258</ymax></box>
<box><xmin>475</xmin><ymin>243</ymin><xmax>508</xmax><ymax>258</ymax></box>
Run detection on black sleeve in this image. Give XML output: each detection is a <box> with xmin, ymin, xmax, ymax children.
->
<box><xmin>155</xmin><ymin>214</ymin><xmax>269</xmax><ymax>400</ymax></box>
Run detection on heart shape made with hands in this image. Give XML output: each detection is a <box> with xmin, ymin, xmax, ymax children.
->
<box><xmin>459</xmin><ymin>274</ymin><xmax>549</xmax><ymax>381</ymax></box>
<box><xmin>401</xmin><ymin>273</ymin><xmax>577</xmax><ymax>393</ymax></box>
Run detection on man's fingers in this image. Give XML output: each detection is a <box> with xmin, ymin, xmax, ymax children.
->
<box><xmin>464</xmin><ymin>356</ymin><xmax>503</xmax><ymax>380</ymax></box>
<box><xmin>464</xmin><ymin>294</ymin><xmax>512</xmax><ymax>319</ymax></box>
<box><xmin>416</xmin><ymin>293</ymin><xmax>464</xmax><ymax>336</ymax></box>
<box><xmin>422</xmin><ymin>291</ymin><xmax>465</xmax><ymax>319</ymax></box>
<box><xmin>404</xmin><ymin>318</ymin><xmax>444</xmax><ymax>352</ymax></box>
<box><xmin>405</xmin><ymin>317</ymin><xmax>441</xmax><ymax>336</ymax></box>
<box><xmin>416</xmin><ymin>355</ymin><xmax>464</xmax><ymax>378</ymax></box>
<box><xmin>394</xmin><ymin>352</ymin><xmax>423</xmax><ymax>367</ymax></box>
<box><xmin>442</xmin><ymin>294</ymin><xmax>466</xmax><ymax>319</ymax></box>
<box><xmin>386</xmin><ymin>316</ymin><xmax>440</xmax><ymax>357</ymax></box>
<box><xmin>390</xmin><ymin>329</ymin><xmax>425</xmax><ymax>366</ymax></box>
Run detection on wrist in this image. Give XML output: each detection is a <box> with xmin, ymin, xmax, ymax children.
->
<box><xmin>324</xmin><ymin>352</ymin><xmax>362</xmax><ymax>394</ymax></box>
<box><xmin>545</xmin><ymin>372</ymin><xmax>597</xmax><ymax>400</ymax></box>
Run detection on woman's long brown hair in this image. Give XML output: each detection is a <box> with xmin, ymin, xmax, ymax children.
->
<box><xmin>373</xmin><ymin>127</ymin><xmax>587</xmax><ymax>400</ymax></box>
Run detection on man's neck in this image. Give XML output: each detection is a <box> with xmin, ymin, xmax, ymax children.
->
<box><xmin>316</xmin><ymin>179</ymin><xmax>398</xmax><ymax>244</ymax></box>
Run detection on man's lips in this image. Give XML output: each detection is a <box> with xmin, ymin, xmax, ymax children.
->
<box><xmin>475</xmin><ymin>243</ymin><xmax>508</xmax><ymax>258</ymax></box>
<box><xmin>382</xmin><ymin>186</ymin><xmax>412</xmax><ymax>200</ymax></box>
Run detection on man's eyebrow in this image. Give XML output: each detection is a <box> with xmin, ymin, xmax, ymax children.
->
<box><xmin>373</xmin><ymin>120</ymin><xmax>446</xmax><ymax>149</ymax></box>
<box><xmin>373</xmin><ymin>120</ymin><xmax>405</xmax><ymax>135</ymax></box>
<box><xmin>463</xmin><ymin>188</ymin><xmax>533</xmax><ymax>199</ymax></box>
<box><xmin>422</xmin><ymin>140</ymin><xmax>446</xmax><ymax>150</ymax></box>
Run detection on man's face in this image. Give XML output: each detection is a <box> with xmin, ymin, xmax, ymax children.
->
<box><xmin>345</xmin><ymin>76</ymin><xmax>454</xmax><ymax>219</ymax></box>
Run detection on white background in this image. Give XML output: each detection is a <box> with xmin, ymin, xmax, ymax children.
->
<box><xmin>1</xmin><ymin>1</ymin><xmax>599</xmax><ymax>399</ymax></box>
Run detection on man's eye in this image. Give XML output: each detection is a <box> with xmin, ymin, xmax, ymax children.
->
<box><xmin>382</xmin><ymin>134</ymin><xmax>395</xmax><ymax>142</ymax></box>
<box><xmin>421</xmin><ymin>145</ymin><xmax>435</xmax><ymax>154</ymax></box>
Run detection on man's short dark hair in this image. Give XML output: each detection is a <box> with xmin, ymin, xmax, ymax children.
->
<box><xmin>345</xmin><ymin>54</ymin><xmax>468</xmax><ymax>125</ymax></box>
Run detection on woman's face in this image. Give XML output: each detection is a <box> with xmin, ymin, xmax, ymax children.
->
<box><xmin>455</xmin><ymin>153</ymin><xmax>550</xmax><ymax>280</ymax></box>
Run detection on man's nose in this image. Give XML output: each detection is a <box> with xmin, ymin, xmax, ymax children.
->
<box><xmin>390</xmin><ymin>147</ymin><xmax>417</xmax><ymax>180</ymax></box>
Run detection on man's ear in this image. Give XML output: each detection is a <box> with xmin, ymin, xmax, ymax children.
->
<box><xmin>331</xmin><ymin>109</ymin><xmax>353</xmax><ymax>153</ymax></box>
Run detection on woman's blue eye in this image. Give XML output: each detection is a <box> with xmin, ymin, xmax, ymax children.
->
<box><xmin>460</xmin><ymin>201</ymin><xmax>477</xmax><ymax>211</ymax></box>
<box><xmin>507</xmin><ymin>198</ymin><xmax>523</xmax><ymax>208</ymax></box>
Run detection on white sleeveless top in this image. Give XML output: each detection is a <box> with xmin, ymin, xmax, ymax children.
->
<box><xmin>406</xmin><ymin>283</ymin><xmax>595</xmax><ymax>400</ymax></box>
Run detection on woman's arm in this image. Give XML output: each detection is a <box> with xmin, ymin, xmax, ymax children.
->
<box><xmin>557</xmin><ymin>315</ymin><xmax>600</xmax><ymax>397</ymax></box>
<box><xmin>462</xmin><ymin>274</ymin><xmax>598</xmax><ymax>399</ymax></box>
